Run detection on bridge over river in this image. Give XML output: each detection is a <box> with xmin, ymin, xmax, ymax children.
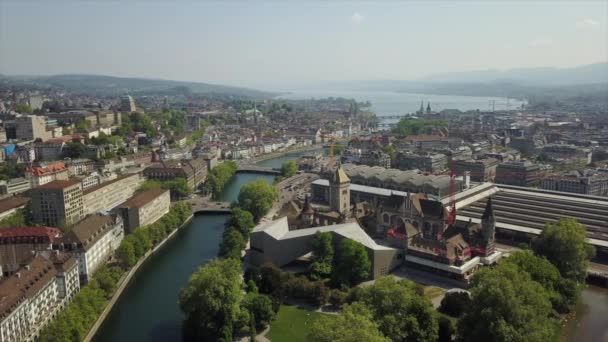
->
<box><xmin>188</xmin><ymin>196</ymin><xmax>231</xmax><ymax>213</ymax></box>
<box><xmin>237</xmin><ymin>165</ymin><xmax>281</xmax><ymax>175</ymax></box>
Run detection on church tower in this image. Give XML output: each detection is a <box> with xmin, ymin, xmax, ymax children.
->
<box><xmin>330</xmin><ymin>164</ymin><xmax>350</xmax><ymax>215</ymax></box>
<box><xmin>426</xmin><ymin>102</ymin><xmax>431</xmax><ymax>114</ymax></box>
<box><xmin>481</xmin><ymin>197</ymin><xmax>496</xmax><ymax>255</ymax></box>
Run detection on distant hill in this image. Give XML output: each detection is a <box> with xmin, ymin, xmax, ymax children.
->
<box><xmin>420</xmin><ymin>62</ymin><xmax>608</xmax><ymax>86</ymax></box>
<box><xmin>0</xmin><ymin>74</ymin><xmax>277</xmax><ymax>98</ymax></box>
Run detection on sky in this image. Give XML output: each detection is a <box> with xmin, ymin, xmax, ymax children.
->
<box><xmin>0</xmin><ymin>1</ymin><xmax>607</xmax><ymax>88</ymax></box>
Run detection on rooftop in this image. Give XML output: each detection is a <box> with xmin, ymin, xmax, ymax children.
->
<box><xmin>118</xmin><ymin>188</ymin><xmax>169</xmax><ymax>209</ymax></box>
<box><xmin>0</xmin><ymin>226</ymin><xmax>62</xmax><ymax>243</ymax></box>
<box><xmin>62</xmin><ymin>214</ymin><xmax>120</xmax><ymax>251</ymax></box>
<box><xmin>83</xmin><ymin>173</ymin><xmax>139</xmax><ymax>195</ymax></box>
<box><xmin>32</xmin><ymin>179</ymin><xmax>81</xmax><ymax>190</ymax></box>
<box><xmin>0</xmin><ymin>196</ymin><xmax>30</xmax><ymax>213</ymax></box>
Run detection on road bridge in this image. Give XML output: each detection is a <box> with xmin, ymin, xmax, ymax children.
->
<box><xmin>188</xmin><ymin>197</ymin><xmax>232</xmax><ymax>214</ymax></box>
<box><xmin>237</xmin><ymin>166</ymin><xmax>281</xmax><ymax>175</ymax></box>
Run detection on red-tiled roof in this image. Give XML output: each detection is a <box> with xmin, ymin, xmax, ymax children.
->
<box><xmin>0</xmin><ymin>227</ymin><xmax>62</xmax><ymax>243</ymax></box>
<box><xmin>26</xmin><ymin>162</ymin><xmax>66</xmax><ymax>177</ymax></box>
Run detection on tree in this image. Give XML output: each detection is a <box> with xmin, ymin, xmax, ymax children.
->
<box><xmin>164</xmin><ymin>178</ymin><xmax>192</xmax><ymax>198</ymax></box>
<box><xmin>225</xmin><ymin>208</ymin><xmax>255</xmax><ymax>238</ymax></box>
<box><xmin>280</xmin><ymin>160</ymin><xmax>298</xmax><ymax>178</ymax></box>
<box><xmin>309</xmin><ymin>232</ymin><xmax>334</xmax><ymax>280</ymax></box>
<box><xmin>257</xmin><ymin>262</ymin><xmax>285</xmax><ymax>298</ymax></box>
<box><xmin>15</xmin><ymin>103</ymin><xmax>33</xmax><ymax>114</ymax></box>
<box><xmin>458</xmin><ymin>263</ymin><xmax>559</xmax><ymax>342</ymax></box>
<box><xmin>179</xmin><ymin>258</ymin><xmax>243</xmax><ymax>341</ymax></box>
<box><xmin>136</xmin><ymin>179</ymin><xmax>163</xmax><ymax>193</ymax></box>
<box><xmin>439</xmin><ymin>291</ymin><xmax>471</xmax><ymax>317</ymax></box>
<box><xmin>63</xmin><ymin>141</ymin><xmax>86</xmax><ymax>158</ymax></box>
<box><xmin>437</xmin><ymin>316</ymin><xmax>455</xmax><ymax>342</ymax></box>
<box><xmin>242</xmin><ymin>292</ymin><xmax>275</xmax><ymax>328</ymax></box>
<box><xmin>393</xmin><ymin>118</ymin><xmax>447</xmax><ymax>137</ymax></box>
<box><xmin>332</xmin><ymin>239</ymin><xmax>370</xmax><ymax>286</ymax></box>
<box><xmin>218</xmin><ymin>228</ymin><xmax>246</xmax><ymax>259</ymax></box>
<box><xmin>116</xmin><ymin>239</ymin><xmax>137</xmax><ymax>268</ymax></box>
<box><xmin>382</xmin><ymin>144</ymin><xmax>396</xmax><ymax>160</ymax></box>
<box><xmin>238</xmin><ymin>180</ymin><xmax>278</xmax><ymax>222</ymax></box>
<box><xmin>350</xmin><ymin>277</ymin><xmax>438</xmax><ymax>342</ymax></box>
<box><xmin>503</xmin><ymin>250</ymin><xmax>579</xmax><ymax>313</ymax></box>
<box><xmin>308</xmin><ymin>302</ymin><xmax>389</xmax><ymax>342</ymax></box>
<box><xmin>532</xmin><ymin>218</ymin><xmax>595</xmax><ymax>282</ymax></box>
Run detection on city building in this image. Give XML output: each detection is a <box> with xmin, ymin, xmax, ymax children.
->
<box><xmin>15</xmin><ymin>115</ymin><xmax>49</xmax><ymax>141</ymax></box>
<box><xmin>30</xmin><ymin>180</ymin><xmax>84</xmax><ymax>228</ymax></box>
<box><xmin>117</xmin><ymin>188</ymin><xmax>171</xmax><ymax>233</ymax></box>
<box><xmin>450</xmin><ymin>158</ymin><xmax>500</xmax><ymax>182</ymax></box>
<box><xmin>394</xmin><ymin>152</ymin><xmax>447</xmax><ymax>173</ymax></box>
<box><xmin>541</xmin><ymin>170</ymin><xmax>608</xmax><ymax>196</ymax></box>
<box><xmin>0</xmin><ymin>196</ymin><xmax>29</xmax><ymax>221</ymax></box>
<box><xmin>25</xmin><ymin>161</ymin><xmax>69</xmax><ymax>187</ymax></box>
<box><xmin>0</xmin><ymin>252</ymin><xmax>78</xmax><ymax>342</ymax></box>
<box><xmin>249</xmin><ymin>217</ymin><xmax>401</xmax><ymax>279</ymax></box>
<box><xmin>495</xmin><ymin>160</ymin><xmax>543</xmax><ymax>187</ymax></box>
<box><xmin>329</xmin><ymin>165</ymin><xmax>350</xmax><ymax>215</ymax></box>
<box><xmin>359</xmin><ymin>151</ymin><xmax>391</xmax><ymax>168</ymax></box>
<box><xmin>143</xmin><ymin>158</ymin><xmax>207</xmax><ymax>189</ymax></box>
<box><xmin>0</xmin><ymin>227</ymin><xmax>62</xmax><ymax>275</ymax></box>
<box><xmin>82</xmin><ymin>173</ymin><xmax>143</xmax><ymax>215</ymax></box>
<box><xmin>61</xmin><ymin>213</ymin><xmax>124</xmax><ymax>283</ymax></box>
<box><xmin>541</xmin><ymin>144</ymin><xmax>592</xmax><ymax>164</ymax></box>
<box><xmin>0</xmin><ymin>178</ymin><xmax>31</xmax><ymax>196</ymax></box>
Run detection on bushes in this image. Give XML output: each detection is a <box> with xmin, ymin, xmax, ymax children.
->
<box><xmin>438</xmin><ymin>292</ymin><xmax>471</xmax><ymax>317</ymax></box>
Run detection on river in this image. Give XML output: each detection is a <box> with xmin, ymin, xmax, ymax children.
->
<box><xmin>93</xmin><ymin>150</ymin><xmax>605</xmax><ymax>341</ymax></box>
<box><xmin>93</xmin><ymin>172</ymin><xmax>276</xmax><ymax>342</ymax></box>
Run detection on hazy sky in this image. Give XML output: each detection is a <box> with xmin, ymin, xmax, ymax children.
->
<box><xmin>1</xmin><ymin>1</ymin><xmax>606</xmax><ymax>88</ymax></box>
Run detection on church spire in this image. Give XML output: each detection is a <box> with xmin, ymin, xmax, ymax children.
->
<box><xmin>426</xmin><ymin>102</ymin><xmax>431</xmax><ymax>114</ymax></box>
<box><xmin>419</xmin><ymin>100</ymin><xmax>424</xmax><ymax>115</ymax></box>
<box><xmin>481</xmin><ymin>197</ymin><xmax>494</xmax><ymax>220</ymax></box>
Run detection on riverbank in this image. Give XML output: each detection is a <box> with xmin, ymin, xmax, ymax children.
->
<box><xmin>84</xmin><ymin>214</ymin><xmax>194</xmax><ymax>342</ymax></box>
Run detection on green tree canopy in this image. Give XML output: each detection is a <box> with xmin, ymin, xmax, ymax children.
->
<box><xmin>280</xmin><ymin>160</ymin><xmax>298</xmax><ymax>178</ymax></box>
<box><xmin>332</xmin><ymin>239</ymin><xmax>371</xmax><ymax>287</ymax></box>
<box><xmin>207</xmin><ymin>161</ymin><xmax>238</xmax><ymax>199</ymax></box>
<box><xmin>136</xmin><ymin>179</ymin><xmax>163</xmax><ymax>193</ymax></box>
<box><xmin>458</xmin><ymin>263</ymin><xmax>559</xmax><ymax>342</ymax></box>
<box><xmin>393</xmin><ymin>118</ymin><xmax>447</xmax><ymax>136</ymax></box>
<box><xmin>241</xmin><ymin>292</ymin><xmax>276</xmax><ymax>328</ymax></box>
<box><xmin>504</xmin><ymin>250</ymin><xmax>579</xmax><ymax>313</ymax></box>
<box><xmin>179</xmin><ymin>258</ymin><xmax>243</xmax><ymax>341</ymax></box>
<box><xmin>218</xmin><ymin>228</ymin><xmax>246</xmax><ymax>260</ymax></box>
<box><xmin>309</xmin><ymin>231</ymin><xmax>334</xmax><ymax>280</ymax></box>
<box><xmin>62</xmin><ymin>141</ymin><xmax>86</xmax><ymax>158</ymax></box>
<box><xmin>225</xmin><ymin>208</ymin><xmax>255</xmax><ymax>238</ymax></box>
<box><xmin>308</xmin><ymin>302</ymin><xmax>389</xmax><ymax>342</ymax></box>
<box><xmin>238</xmin><ymin>180</ymin><xmax>278</xmax><ymax>222</ymax></box>
<box><xmin>350</xmin><ymin>277</ymin><xmax>438</xmax><ymax>342</ymax></box>
<box><xmin>532</xmin><ymin>218</ymin><xmax>595</xmax><ymax>282</ymax></box>
<box><xmin>163</xmin><ymin>178</ymin><xmax>192</xmax><ymax>198</ymax></box>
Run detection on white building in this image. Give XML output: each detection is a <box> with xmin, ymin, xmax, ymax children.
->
<box><xmin>61</xmin><ymin>213</ymin><xmax>124</xmax><ymax>283</ymax></box>
<box><xmin>0</xmin><ymin>252</ymin><xmax>78</xmax><ymax>342</ymax></box>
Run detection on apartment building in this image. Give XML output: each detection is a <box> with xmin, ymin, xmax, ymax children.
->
<box><xmin>30</xmin><ymin>180</ymin><xmax>84</xmax><ymax>228</ymax></box>
<box><xmin>0</xmin><ymin>253</ymin><xmax>78</xmax><ymax>342</ymax></box>
<box><xmin>61</xmin><ymin>213</ymin><xmax>124</xmax><ymax>283</ymax></box>
<box><xmin>25</xmin><ymin>161</ymin><xmax>69</xmax><ymax>187</ymax></box>
<box><xmin>450</xmin><ymin>158</ymin><xmax>500</xmax><ymax>182</ymax></box>
<box><xmin>143</xmin><ymin>158</ymin><xmax>207</xmax><ymax>189</ymax></box>
<box><xmin>117</xmin><ymin>188</ymin><xmax>171</xmax><ymax>233</ymax></box>
<box><xmin>541</xmin><ymin>170</ymin><xmax>608</xmax><ymax>196</ymax></box>
<box><xmin>15</xmin><ymin>115</ymin><xmax>49</xmax><ymax>141</ymax></box>
<box><xmin>395</xmin><ymin>152</ymin><xmax>447</xmax><ymax>173</ymax></box>
<box><xmin>0</xmin><ymin>178</ymin><xmax>31</xmax><ymax>196</ymax></box>
<box><xmin>82</xmin><ymin>173</ymin><xmax>143</xmax><ymax>215</ymax></box>
<box><xmin>0</xmin><ymin>227</ymin><xmax>62</xmax><ymax>276</ymax></box>
<box><xmin>495</xmin><ymin>160</ymin><xmax>543</xmax><ymax>187</ymax></box>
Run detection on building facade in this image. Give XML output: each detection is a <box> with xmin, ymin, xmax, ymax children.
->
<box><xmin>61</xmin><ymin>214</ymin><xmax>124</xmax><ymax>283</ymax></box>
<box><xmin>117</xmin><ymin>188</ymin><xmax>171</xmax><ymax>233</ymax></box>
<box><xmin>25</xmin><ymin>162</ymin><xmax>69</xmax><ymax>188</ymax></box>
<box><xmin>30</xmin><ymin>180</ymin><xmax>84</xmax><ymax>228</ymax></box>
<box><xmin>15</xmin><ymin>115</ymin><xmax>49</xmax><ymax>141</ymax></box>
<box><xmin>495</xmin><ymin>160</ymin><xmax>542</xmax><ymax>187</ymax></box>
<box><xmin>82</xmin><ymin>173</ymin><xmax>143</xmax><ymax>215</ymax></box>
<box><xmin>450</xmin><ymin>158</ymin><xmax>499</xmax><ymax>182</ymax></box>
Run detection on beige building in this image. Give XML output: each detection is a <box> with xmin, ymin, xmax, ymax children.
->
<box><xmin>329</xmin><ymin>166</ymin><xmax>350</xmax><ymax>214</ymax></box>
<box><xmin>61</xmin><ymin>214</ymin><xmax>124</xmax><ymax>283</ymax></box>
<box><xmin>82</xmin><ymin>173</ymin><xmax>143</xmax><ymax>215</ymax></box>
<box><xmin>30</xmin><ymin>180</ymin><xmax>84</xmax><ymax>228</ymax></box>
<box><xmin>250</xmin><ymin>217</ymin><xmax>401</xmax><ymax>279</ymax></box>
<box><xmin>15</xmin><ymin>115</ymin><xmax>49</xmax><ymax>141</ymax></box>
<box><xmin>117</xmin><ymin>188</ymin><xmax>171</xmax><ymax>233</ymax></box>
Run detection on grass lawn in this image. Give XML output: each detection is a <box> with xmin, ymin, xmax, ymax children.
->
<box><xmin>423</xmin><ymin>286</ymin><xmax>445</xmax><ymax>300</ymax></box>
<box><xmin>266</xmin><ymin>305</ymin><xmax>336</xmax><ymax>342</ymax></box>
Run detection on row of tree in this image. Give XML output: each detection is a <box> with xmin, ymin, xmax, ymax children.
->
<box><xmin>116</xmin><ymin>202</ymin><xmax>192</xmax><ymax>268</ymax></box>
<box><xmin>206</xmin><ymin>161</ymin><xmax>238</xmax><ymax>199</ymax></box>
<box><xmin>180</xmin><ymin>200</ymin><xmax>278</xmax><ymax>341</ymax></box>
<box><xmin>39</xmin><ymin>202</ymin><xmax>193</xmax><ymax>341</ymax></box>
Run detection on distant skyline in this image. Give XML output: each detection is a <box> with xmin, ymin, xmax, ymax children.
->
<box><xmin>1</xmin><ymin>1</ymin><xmax>606</xmax><ymax>88</ymax></box>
